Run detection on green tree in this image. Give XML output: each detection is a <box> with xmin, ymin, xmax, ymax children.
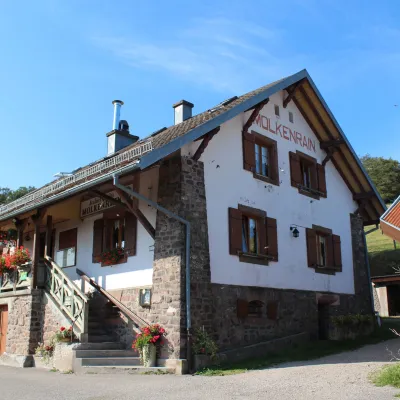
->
<box><xmin>0</xmin><ymin>186</ymin><xmax>36</xmax><ymax>205</ymax></box>
<box><xmin>360</xmin><ymin>154</ymin><xmax>400</xmax><ymax>203</ymax></box>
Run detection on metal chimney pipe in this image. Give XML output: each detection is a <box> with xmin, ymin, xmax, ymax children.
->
<box><xmin>112</xmin><ymin>100</ymin><xmax>124</xmax><ymax>130</ymax></box>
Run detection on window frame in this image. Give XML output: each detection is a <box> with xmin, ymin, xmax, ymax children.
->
<box><xmin>289</xmin><ymin>111</ymin><xmax>294</xmax><ymax>123</ymax></box>
<box><xmin>252</xmin><ymin>132</ymin><xmax>279</xmax><ymax>186</ymax></box>
<box><xmin>274</xmin><ymin>104</ymin><xmax>280</xmax><ymax>117</ymax></box>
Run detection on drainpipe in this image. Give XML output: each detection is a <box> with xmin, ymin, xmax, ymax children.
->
<box><xmin>113</xmin><ymin>174</ymin><xmax>192</xmax><ymax>369</ymax></box>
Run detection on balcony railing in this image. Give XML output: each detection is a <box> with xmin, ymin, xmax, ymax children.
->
<box><xmin>0</xmin><ymin>262</ymin><xmax>32</xmax><ymax>294</ymax></box>
<box><xmin>0</xmin><ymin>139</ymin><xmax>153</xmax><ymax>217</ymax></box>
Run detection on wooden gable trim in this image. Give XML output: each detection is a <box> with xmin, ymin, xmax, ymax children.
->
<box><xmin>320</xmin><ymin>139</ymin><xmax>345</xmax><ymax>149</ymax></box>
<box><xmin>283</xmin><ymin>81</ymin><xmax>302</xmax><ymax>108</ymax></box>
<box><xmin>192</xmin><ymin>127</ymin><xmax>220</xmax><ymax>161</ymax></box>
<box><xmin>243</xmin><ymin>98</ymin><xmax>270</xmax><ymax>133</ymax></box>
<box><xmin>115</xmin><ymin>189</ymin><xmax>156</xmax><ymax>240</ymax></box>
<box><xmin>292</xmin><ymin>94</ymin><xmax>376</xmax><ymax>222</ymax></box>
<box><xmin>353</xmin><ymin>191</ymin><xmax>375</xmax><ymax>201</ymax></box>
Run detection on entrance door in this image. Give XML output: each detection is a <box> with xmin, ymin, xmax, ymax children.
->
<box><xmin>0</xmin><ymin>305</ymin><xmax>8</xmax><ymax>354</ymax></box>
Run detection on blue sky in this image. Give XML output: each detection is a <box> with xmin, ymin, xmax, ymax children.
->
<box><xmin>1</xmin><ymin>0</ymin><xmax>400</xmax><ymax>189</ymax></box>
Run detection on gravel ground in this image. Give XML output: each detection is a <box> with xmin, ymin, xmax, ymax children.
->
<box><xmin>1</xmin><ymin>339</ymin><xmax>400</xmax><ymax>400</ymax></box>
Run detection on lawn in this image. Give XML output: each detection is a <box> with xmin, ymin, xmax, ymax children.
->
<box><xmin>197</xmin><ymin>318</ymin><xmax>400</xmax><ymax>376</ymax></box>
<box><xmin>365</xmin><ymin>226</ymin><xmax>400</xmax><ymax>276</ymax></box>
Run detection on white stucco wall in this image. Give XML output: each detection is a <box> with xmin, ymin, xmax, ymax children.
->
<box><xmin>183</xmin><ymin>91</ymin><xmax>358</xmax><ymax>294</ymax></box>
<box><xmin>53</xmin><ymin>168</ymin><xmax>158</xmax><ymax>291</ymax></box>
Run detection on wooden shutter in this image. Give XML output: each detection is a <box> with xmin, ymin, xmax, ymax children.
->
<box><xmin>332</xmin><ymin>234</ymin><xmax>342</xmax><ymax>272</ymax></box>
<box><xmin>237</xmin><ymin>299</ymin><xmax>249</xmax><ymax>318</ymax></box>
<box><xmin>270</xmin><ymin>143</ymin><xmax>279</xmax><ymax>185</ymax></box>
<box><xmin>124</xmin><ymin>213</ymin><xmax>137</xmax><ymax>257</ymax></box>
<box><xmin>266</xmin><ymin>217</ymin><xmax>278</xmax><ymax>261</ymax></box>
<box><xmin>258</xmin><ymin>217</ymin><xmax>267</xmax><ymax>255</ymax></box>
<box><xmin>306</xmin><ymin>228</ymin><xmax>317</xmax><ymax>267</ymax></box>
<box><xmin>229</xmin><ymin>208</ymin><xmax>243</xmax><ymax>255</ymax></box>
<box><xmin>267</xmin><ymin>301</ymin><xmax>279</xmax><ymax>320</ymax></box>
<box><xmin>59</xmin><ymin>228</ymin><xmax>77</xmax><ymax>250</ymax></box>
<box><xmin>317</xmin><ymin>164</ymin><xmax>327</xmax><ymax>197</ymax></box>
<box><xmin>92</xmin><ymin>219</ymin><xmax>104</xmax><ymax>263</ymax></box>
<box><xmin>326</xmin><ymin>235</ymin><xmax>334</xmax><ymax>268</ymax></box>
<box><xmin>289</xmin><ymin>152</ymin><xmax>301</xmax><ymax>187</ymax></box>
<box><xmin>243</xmin><ymin>132</ymin><xmax>256</xmax><ymax>172</ymax></box>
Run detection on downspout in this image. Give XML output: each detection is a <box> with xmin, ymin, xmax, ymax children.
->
<box><xmin>113</xmin><ymin>174</ymin><xmax>192</xmax><ymax>369</ymax></box>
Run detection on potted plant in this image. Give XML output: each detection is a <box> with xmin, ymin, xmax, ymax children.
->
<box><xmin>35</xmin><ymin>342</ymin><xmax>54</xmax><ymax>366</ymax></box>
<box><xmin>97</xmin><ymin>247</ymin><xmax>125</xmax><ymax>266</ymax></box>
<box><xmin>192</xmin><ymin>328</ymin><xmax>218</xmax><ymax>371</ymax></box>
<box><xmin>132</xmin><ymin>324</ymin><xmax>165</xmax><ymax>367</ymax></box>
<box><xmin>54</xmin><ymin>326</ymin><xmax>75</xmax><ymax>343</ymax></box>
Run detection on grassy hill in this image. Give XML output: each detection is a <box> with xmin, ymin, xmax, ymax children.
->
<box><xmin>365</xmin><ymin>226</ymin><xmax>400</xmax><ymax>276</ymax></box>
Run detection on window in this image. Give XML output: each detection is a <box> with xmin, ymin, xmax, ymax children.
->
<box><xmin>242</xmin><ymin>215</ymin><xmax>258</xmax><ymax>254</ymax></box>
<box><xmin>306</xmin><ymin>225</ymin><xmax>342</xmax><ymax>273</ymax></box>
<box><xmin>317</xmin><ymin>234</ymin><xmax>327</xmax><ymax>267</ymax></box>
<box><xmin>289</xmin><ymin>151</ymin><xmax>327</xmax><ymax>198</ymax></box>
<box><xmin>289</xmin><ymin>111</ymin><xmax>294</xmax><ymax>123</ymax></box>
<box><xmin>248</xmin><ymin>300</ymin><xmax>264</xmax><ymax>317</ymax></box>
<box><xmin>243</xmin><ymin>132</ymin><xmax>279</xmax><ymax>185</ymax></box>
<box><xmin>139</xmin><ymin>288</ymin><xmax>151</xmax><ymax>307</ymax></box>
<box><xmin>92</xmin><ymin>210</ymin><xmax>137</xmax><ymax>266</ymax></box>
<box><xmin>228</xmin><ymin>205</ymin><xmax>278</xmax><ymax>265</ymax></box>
<box><xmin>56</xmin><ymin>228</ymin><xmax>77</xmax><ymax>268</ymax></box>
<box><xmin>274</xmin><ymin>105</ymin><xmax>280</xmax><ymax>117</ymax></box>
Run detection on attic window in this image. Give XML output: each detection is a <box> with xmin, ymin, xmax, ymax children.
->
<box><xmin>289</xmin><ymin>111</ymin><xmax>294</xmax><ymax>123</ymax></box>
<box><xmin>274</xmin><ymin>105</ymin><xmax>280</xmax><ymax>117</ymax></box>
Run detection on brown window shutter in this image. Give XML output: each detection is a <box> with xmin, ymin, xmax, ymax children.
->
<box><xmin>237</xmin><ymin>299</ymin><xmax>249</xmax><ymax>318</ymax></box>
<box><xmin>243</xmin><ymin>132</ymin><xmax>256</xmax><ymax>172</ymax></box>
<box><xmin>266</xmin><ymin>217</ymin><xmax>278</xmax><ymax>261</ymax></box>
<box><xmin>59</xmin><ymin>228</ymin><xmax>77</xmax><ymax>250</ymax></box>
<box><xmin>306</xmin><ymin>228</ymin><xmax>317</xmax><ymax>267</ymax></box>
<box><xmin>267</xmin><ymin>301</ymin><xmax>279</xmax><ymax>320</ymax></box>
<box><xmin>229</xmin><ymin>208</ymin><xmax>243</xmax><ymax>255</ymax></box>
<box><xmin>124</xmin><ymin>213</ymin><xmax>137</xmax><ymax>257</ymax></box>
<box><xmin>270</xmin><ymin>143</ymin><xmax>280</xmax><ymax>185</ymax></box>
<box><xmin>317</xmin><ymin>163</ymin><xmax>327</xmax><ymax>197</ymax></box>
<box><xmin>289</xmin><ymin>151</ymin><xmax>301</xmax><ymax>187</ymax></box>
<box><xmin>332</xmin><ymin>234</ymin><xmax>342</xmax><ymax>272</ymax></box>
<box><xmin>92</xmin><ymin>219</ymin><xmax>104</xmax><ymax>263</ymax></box>
<box><xmin>258</xmin><ymin>217</ymin><xmax>267</xmax><ymax>255</ymax></box>
<box><xmin>326</xmin><ymin>235</ymin><xmax>334</xmax><ymax>268</ymax></box>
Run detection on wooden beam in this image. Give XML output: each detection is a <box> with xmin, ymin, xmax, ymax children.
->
<box><xmin>89</xmin><ymin>190</ymin><xmax>125</xmax><ymax>208</ymax></box>
<box><xmin>320</xmin><ymin>139</ymin><xmax>345</xmax><ymax>149</ymax></box>
<box><xmin>45</xmin><ymin>215</ymin><xmax>53</xmax><ymax>258</ymax></box>
<box><xmin>31</xmin><ymin>209</ymin><xmax>45</xmax><ymax>289</ymax></box>
<box><xmin>283</xmin><ymin>82</ymin><xmax>301</xmax><ymax>108</ymax></box>
<box><xmin>14</xmin><ymin>218</ymin><xmax>27</xmax><ymax>248</ymax></box>
<box><xmin>321</xmin><ymin>148</ymin><xmax>337</xmax><ymax>167</ymax></box>
<box><xmin>193</xmin><ymin>127</ymin><xmax>220</xmax><ymax>161</ymax></box>
<box><xmin>354</xmin><ymin>200</ymin><xmax>367</xmax><ymax>215</ymax></box>
<box><xmin>243</xmin><ymin>98</ymin><xmax>269</xmax><ymax>133</ymax></box>
<box><xmin>115</xmin><ymin>189</ymin><xmax>156</xmax><ymax>240</ymax></box>
<box><xmin>353</xmin><ymin>191</ymin><xmax>374</xmax><ymax>201</ymax></box>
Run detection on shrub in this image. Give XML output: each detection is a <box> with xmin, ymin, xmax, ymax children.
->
<box><xmin>192</xmin><ymin>328</ymin><xmax>218</xmax><ymax>359</ymax></box>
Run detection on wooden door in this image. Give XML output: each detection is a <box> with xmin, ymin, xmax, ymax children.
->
<box><xmin>0</xmin><ymin>305</ymin><xmax>8</xmax><ymax>354</ymax></box>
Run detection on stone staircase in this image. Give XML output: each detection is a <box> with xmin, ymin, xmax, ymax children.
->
<box><xmin>73</xmin><ymin>294</ymin><xmax>172</xmax><ymax>374</ymax></box>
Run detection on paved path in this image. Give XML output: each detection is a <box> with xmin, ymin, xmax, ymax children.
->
<box><xmin>1</xmin><ymin>339</ymin><xmax>400</xmax><ymax>400</ymax></box>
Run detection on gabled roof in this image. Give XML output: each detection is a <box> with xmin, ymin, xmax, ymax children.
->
<box><xmin>380</xmin><ymin>195</ymin><xmax>400</xmax><ymax>241</ymax></box>
<box><xmin>0</xmin><ymin>69</ymin><xmax>385</xmax><ymax>224</ymax></box>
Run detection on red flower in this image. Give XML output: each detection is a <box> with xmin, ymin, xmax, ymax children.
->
<box><xmin>201</xmin><ymin>348</ymin><xmax>205</xmax><ymax>353</ymax></box>
<box><xmin>60</xmin><ymin>327</ymin><xmax>66</xmax><ymax>332</ymax></box>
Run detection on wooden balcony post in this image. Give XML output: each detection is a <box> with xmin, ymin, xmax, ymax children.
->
<box><xmin>45</xmin><ymin>215</ymin><xmax>53</xmax><ymax>258</ymax></box>
<box><xmin>31</xmin><ymin>209</ymin><xmax>44</xmax><ymax>289</ymax></box>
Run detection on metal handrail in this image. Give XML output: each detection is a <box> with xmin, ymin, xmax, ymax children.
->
<box><xmin>76</xmin><ymin>268</ymin><xmax>148</xmax><ymax>328</ymax></box>
<box><xmin>0</xmin><ymin>139</ymin><xmax>152</xmax><ymax>217</ymax></box>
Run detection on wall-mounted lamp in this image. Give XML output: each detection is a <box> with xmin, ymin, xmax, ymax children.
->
<box><xmin>24</xmin><ymin>233</ymin><xmax>31</xmax><ymax>242</ymax></box>
<box><xmin>290</xmin><ymin>226</ymin><xmax>300</xmax><ymax>238</ymax></box>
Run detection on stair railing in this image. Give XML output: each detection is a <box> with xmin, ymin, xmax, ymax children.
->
<box><xmin>76</xmin><ymin>268</ymin><xmax>148</xmax><ymax>329</ymax></box>
<box><xmin>43</xmin><ymin>256</ymin><xmax>89</xmax><ymax>342</ymax></box>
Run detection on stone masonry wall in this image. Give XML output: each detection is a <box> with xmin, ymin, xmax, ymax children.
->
<box><xmin>4</xmin><ymin>289</ymin><xmax>42</xmax><ymax>355</ymax></box>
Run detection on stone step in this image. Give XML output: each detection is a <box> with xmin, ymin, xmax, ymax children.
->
<box><xmin>88</xmin><ymin>321</ymin><xmax>102</xmax><ymax>328</ymax></box>
<box><xmin>88</xmin><ymin>335</ymin><xmax>116</xmax><ymax>343</ymax></box>
<box><xmin>75</xmin><ymin>349</ymin><xmax>137</xmax><ymax>358</ymax></box>
<box><xmin>81</xmin><ymin>357</ymin><xmax>141</xmax><ymax>367</ymax></box>
<box><xmin>88</xmin><ymin>328</ymin><xmax>110</xmax><ymax>336</ymax></box>
<box><xmin>75</xmin><ymin>342</ymin><xmax>125</xmax><ymax>351</ymax></box>
<box><xmin>77</xmin><ymin>366</ymin><xmax>173</xmax><ymax>375</ymax></box>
